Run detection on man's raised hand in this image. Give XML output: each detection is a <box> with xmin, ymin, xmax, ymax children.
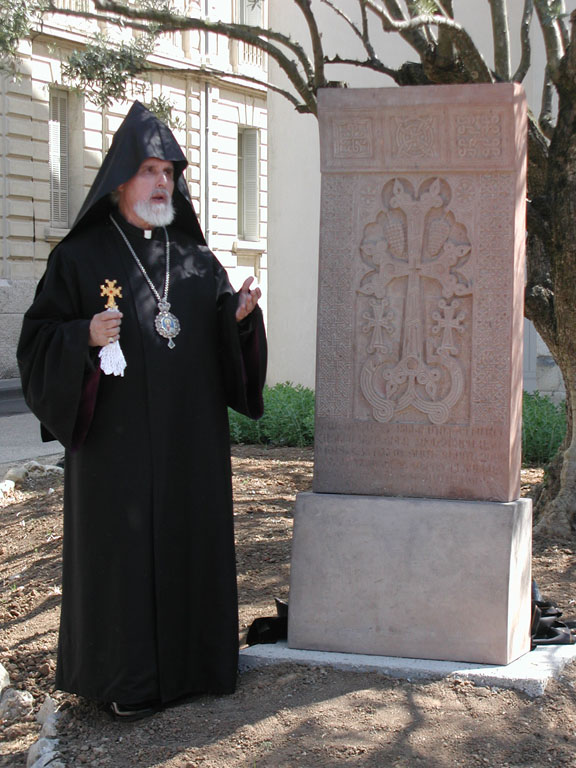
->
<box><xmin>235</xmin><ymin>277</ymin><xmax>261</xmax><ymax>322</ymax></box>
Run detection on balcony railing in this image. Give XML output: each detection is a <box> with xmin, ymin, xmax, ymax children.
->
<box><xmin>240</xmin><ymin>41</ymin><xmax>264</xmax><ymax>69</ymax></box>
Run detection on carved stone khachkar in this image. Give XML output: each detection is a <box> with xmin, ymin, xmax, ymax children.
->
<box><xmin>288</xmin><ymin>85</ymin><xmax>532</xmax><ymax>666</ymax></box>
<box><xmin>313</xmin><ymin>85</ymin><xmax>526</xmax><ymax>501</ymax></box>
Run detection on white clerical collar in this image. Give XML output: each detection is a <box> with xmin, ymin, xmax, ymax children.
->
<box><xmin>143</xmin><ymin>229</ymin><xmax>153</xmax><ymax>239</ymax></box>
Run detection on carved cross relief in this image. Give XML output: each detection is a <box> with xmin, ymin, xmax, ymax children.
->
<box><xmin>357</xmin><ymin>177</ymin><xmax>473</xmax><ymax>425</ymax></box>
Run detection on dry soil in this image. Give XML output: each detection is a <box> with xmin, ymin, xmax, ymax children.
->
<box><xmin>1</xmin><ymin>447</ymin><xmax>575</xmax><ymax>768</ymax></box>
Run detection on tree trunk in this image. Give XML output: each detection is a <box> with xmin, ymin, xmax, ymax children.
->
<box><xmin>530</xmin><ymin>39</ymin><xmax>576</xmax><ymax>537</ymax></box>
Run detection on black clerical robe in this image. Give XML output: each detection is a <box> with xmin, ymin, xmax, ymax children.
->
<box><xmin>17</xmin><ymin>216</ymin><xmax>266</xmax><ymax>705</ymax></box>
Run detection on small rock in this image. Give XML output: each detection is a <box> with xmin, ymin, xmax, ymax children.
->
<box><xmin>4</xmin><ymin>466</ymin><xmax>28</xmax><ymax>485</ymax></box>
<box><xmin>23</xmin><ymin>461</ymin><xmax>44</xmax><ymax>474</ymax></box>
<box><xmin>38</xmin><ymin>664</ymin><xmax>51</xmax><ymax>677</ymax></box>
<box><xmin>39</xmin><ymin>716</ymin><xmax>59</xmax><ymax>739</ymax></box>
<box><xmin>0</xmin><ymin>663</ymin><xmax>10</xmax><ymax>695</ymax></box>
<box><xmin>0</xmin><ymin>688</ymin><xmax>34</xmax><ymax>722</ymax></box>
<box><xmin>27</xmin><ymin>740</ymin><xmax>61</xmax><ymax>768</ymax></box>
<box><xmin>43</xmin><ymin>465</ymin><xmax>64</xmax><ymax>476</ymax></box>
<box><xmin>37</xmin><ymin>696</ymin><xmax>58</xmax><ymax>725</ymax></box>
<box><xmin>26</xmin><ymin>736</ymin><xmax>58</xmax><ymax>767</ymax></box>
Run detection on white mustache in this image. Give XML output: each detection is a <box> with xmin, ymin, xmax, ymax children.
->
<box><xmin>150</xmin><ymin>189</ymin><xmax>170</xmax><ymax>202</ymax></box>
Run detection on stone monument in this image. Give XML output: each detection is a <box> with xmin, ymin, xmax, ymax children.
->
<box><xmin>288</xmin><ymin>84</ymin><xmax>532</xmax><ymax>665</ymax></box>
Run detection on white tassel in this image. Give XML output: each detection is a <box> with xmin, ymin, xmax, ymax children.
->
<box><xmin>99</xmin><ymin>340</ymin><xmax>127</xmax><ymax>377</ymax></box>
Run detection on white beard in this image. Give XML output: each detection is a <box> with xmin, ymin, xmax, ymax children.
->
<box><xmin>134</xmin><ymin>198</ymin><xmax>175</xmax><ymax>227</ymax></box>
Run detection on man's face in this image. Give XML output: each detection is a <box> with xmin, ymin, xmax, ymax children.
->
<box><xmin>117</xmin><ymin>157</ymin><xmax>175</xmax><ymax>228</ymax></box>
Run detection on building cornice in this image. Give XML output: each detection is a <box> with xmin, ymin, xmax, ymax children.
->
<box><xmin>28</xmin><ymin>23</ymin><xmax>269</xmax><ymax>99</ymax></box>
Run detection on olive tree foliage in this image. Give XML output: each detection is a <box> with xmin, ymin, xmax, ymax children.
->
<box><xmin>0</xmin><ymin>0</ymin><xmax>45</xmax><ymax>74</ymax></box>
<box><xmin>3</xmin><ymin>0</ymin><xmax>576</xmax><ymax>534</ymax></box>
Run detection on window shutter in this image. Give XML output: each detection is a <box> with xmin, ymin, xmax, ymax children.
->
<box><xmin>49</xmin><ymin>91</ymin><xmax>69</xmax><ymax>227</ymax></box>
<box><xmin>239</xmin><ymin>128</ymin><xmax>259</xmax><ymax>241</ymax></box>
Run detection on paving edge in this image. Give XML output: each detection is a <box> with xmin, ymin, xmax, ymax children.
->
<box><xmin>239</xmin><ymin>641</ymin><xmax>576</xmax><ymax>697</ymax></box>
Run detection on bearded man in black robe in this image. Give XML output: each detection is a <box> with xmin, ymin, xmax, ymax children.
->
<box><xmin>17</xmin><ymin>102</ymin><xmax>267</xmax><ymax>720</ymax></box>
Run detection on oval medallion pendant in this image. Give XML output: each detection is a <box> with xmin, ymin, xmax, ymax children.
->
<box><xmin>155</xmin><ymin>301</ymin><xmax>181</xmax><ymax>349</ymax></box>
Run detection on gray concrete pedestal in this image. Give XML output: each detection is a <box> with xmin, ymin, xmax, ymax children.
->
<box><xmin>288</xmin><ymin>492</ymin><xmax>532</xmax><ymax>666</ymax></box>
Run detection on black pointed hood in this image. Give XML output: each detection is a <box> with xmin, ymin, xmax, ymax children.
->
<box><xmin>69</xmin><ymin>101</ymin><xmax>206</xmax><ymax>245</ymax></box>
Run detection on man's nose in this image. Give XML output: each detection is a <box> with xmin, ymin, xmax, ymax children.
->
<box><xmin>157</xmin><ymin>171</ymin><xmax>169</xmax><ymax>186</ymax></box>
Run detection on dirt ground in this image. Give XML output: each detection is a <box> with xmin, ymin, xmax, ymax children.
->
<box><xmin>1</xmin><ymin>446</ymin><xmax>575</xmax><ymax>768</ymax></box>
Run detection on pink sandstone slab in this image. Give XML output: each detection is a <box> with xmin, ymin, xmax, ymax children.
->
<box><xmin>313</xmin><ymin>84</ymin><xmax>527</xmax><ymax>502</ymax></box>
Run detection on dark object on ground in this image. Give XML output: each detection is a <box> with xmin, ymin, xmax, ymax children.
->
<box><xmin>106</xmin><ymin>701</ymin><xmax>162</xmax><ymax>722</ymax></box>
<box><xmin>531</xmin><ymin>581</ymin><xmax>576</xmax><ymax>647</ymax></box>
<box><xmin>247</xmin><ymin>599</ymin><xmax>288</xmax><ymax>645</ymax></box>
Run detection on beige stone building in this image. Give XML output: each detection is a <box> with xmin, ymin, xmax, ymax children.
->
<box><xmin>0</xmin><ymin>0</ymin><xmax>268</xmax><ymax>380</ymax></box>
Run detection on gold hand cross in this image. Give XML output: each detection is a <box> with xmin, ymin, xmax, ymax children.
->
<box><xmin>100</xmin><ymin>279</ymin><xmax>123</xmax><ymax>309</ymax></box>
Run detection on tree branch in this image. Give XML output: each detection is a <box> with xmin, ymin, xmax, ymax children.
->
<box><xmin>367</xmin><ymin>0</ymin><xmax>431</xmax><ymax>57</ymax></box>
<box><xmin>434</xmin><ymin>0</ymin><xmax>454</xmax><ymax>17</ymax></box>
<box><xmin>557</xmin><ymin>0</ymin><xmax>571</xmax><ymax>49</ymax></box>
<box><xmin>293</xmin><ymin>0</ymin><xmax>326</xmax><ymax>89</ymax></box>
<box><xmin>424</xmin><ymin>1</ymin><xmax>454</xmax><ymax>65</ymax></box>
<box><xmin>150</xmin><ymin>64</ymin><xmax>310</xmax><ymax>112</ymax></box>
<box><xmin>90</xmin><ymin>0</ymin><xmax>317</xmax><ymax>112</ymax></box>
<box><xmin>366</xmin><ymin>7</ymin><xmax>493</xmax><ymax>82</ymax></box>
<box><xmin>513</xmin><ymin>0</ymin><xmax>533</xmax><ymax>83</ymax></box>
<box><xmin>319</xmin><ymin>0</ymin><xmax>376</xmax><ymax>60</ymax></box>
<box><xmin>43</xmin><ymin>5</ymin><xmax>155</xmax><ymax>34</ymax></box>
<box><xmin>406</xmin><ymin>2</ymin><xmax>436</xmax><ymax>46</ymax></box>
<box><xmin>359</xmin><ymin>0</ymin><xmax>377</xmax><ymax>59</ymax></box>
<box><xmin>488</xmin><ymin>0</ymin><xmax>511</xmax><ymax>80</ymax></box>
<box><xmin>539</xmin><ymin>66</ymin><xmax>555</xmax><ymax>138</ymax></box>
<box><xmin>324</xmin><ymin>53</ymin><xmax>402</xmax><ymax>82</ymax></box>
<box><xmin>92</xmin><ymin>0</ymin><xmax>314</xmax><ymax>82</ymax></box>
<box><xmin>534</xmin><ymin>0</ymin><xmax>566</xmax><ymax>79</ymax></box>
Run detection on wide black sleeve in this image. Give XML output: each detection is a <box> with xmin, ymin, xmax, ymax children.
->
<box><xmin>213</xmin><ymin>257</ymin><xmax>267</xmax><ymax>419</ymax></box>
<box><xmin>16</xmin><ymin>246</ymin><xmax>101</xmax><ymax>450</ymax></box>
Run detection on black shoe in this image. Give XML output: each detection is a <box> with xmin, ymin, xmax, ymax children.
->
<box><xmin>107</xmin><ymin>701</ymin><xmax>161</xmax><ymax>722</ymax></box>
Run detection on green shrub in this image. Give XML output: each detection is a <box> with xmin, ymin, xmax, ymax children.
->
<box><xmin>522</xmin><ymin>390</ymin><xmax>566</xmax><ymax>466</ymax></box>
<box><xmin>229</xmin><ymin>382</ymin><xmax>315</xmax><ymax>447</ymax></box>
<box><xmin>231</xmin><ymin>385</ymin><xmax>566</xmax><ymax>462</ymax></box>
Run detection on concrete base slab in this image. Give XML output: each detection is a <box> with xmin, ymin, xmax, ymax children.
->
<box><xmin>239</xmin><ymin>641</ymin><xmax>576</xmax><ymax>697</ymax></box>
<box><xmin>289</xmin><ymin>493</ymin><xmax>532</xmax><ymax>665</ymax></box>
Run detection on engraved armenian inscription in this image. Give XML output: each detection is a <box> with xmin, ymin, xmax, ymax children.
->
<box><xmin>356</xmin><ymin>177</ymin><xmax>474</xmax><ymax>425</ymax></box>
<box><xmin>333</xmin><ymin>118</ymin><xmax>374</xmax><ymax>159</ymax></box>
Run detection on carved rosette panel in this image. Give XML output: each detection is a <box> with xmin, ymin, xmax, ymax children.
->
<box><xmin>355</xmin><ymin>177</ymin><xmax>474</xmax><ymax>425</ymax></box>
<box><xmin>317</xmin><ymin>175</ymin><xmax>356</xmax><ymax>419</ymax></box>
<box><xmin>391</xmin><ymin>115</ymin><xmax>438</xmax><ymax>160</ymax></box>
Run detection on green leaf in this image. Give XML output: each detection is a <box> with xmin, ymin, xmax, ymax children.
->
<box><xmin>62</xmin><ymin>31</ymin><xmax>157</xmax><ymax>108</ymax></box>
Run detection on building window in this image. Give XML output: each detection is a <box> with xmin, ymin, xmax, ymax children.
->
<box><xmin>232</xmin><ymin>0</ymin><xmax>265</xmax><ymax>69</ymax></box>
<box><xmin>49</xmin><ymin>90</ymin><xmax>69</xmax><ymax>228</ymax></box>
<box><xmin>238</xmin><ymin>128</ymin><xmax>259</xmax><ymax>242</ymax></box>
<box><xmin>239</xmin><ymin>0</ymin><xmax>262</xmax><ymax>25</ymax></box>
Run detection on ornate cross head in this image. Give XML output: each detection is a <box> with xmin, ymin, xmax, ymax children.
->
<box><xmin>100</xmin><ymin>279</ymin><xmax>123</xmax><ymax>310</ymax></box>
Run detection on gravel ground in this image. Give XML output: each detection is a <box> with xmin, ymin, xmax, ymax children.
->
<box><xmin>1</xmin><ymin>448</ymin><xmax>575</xmax><ymax>768</ymax></box>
